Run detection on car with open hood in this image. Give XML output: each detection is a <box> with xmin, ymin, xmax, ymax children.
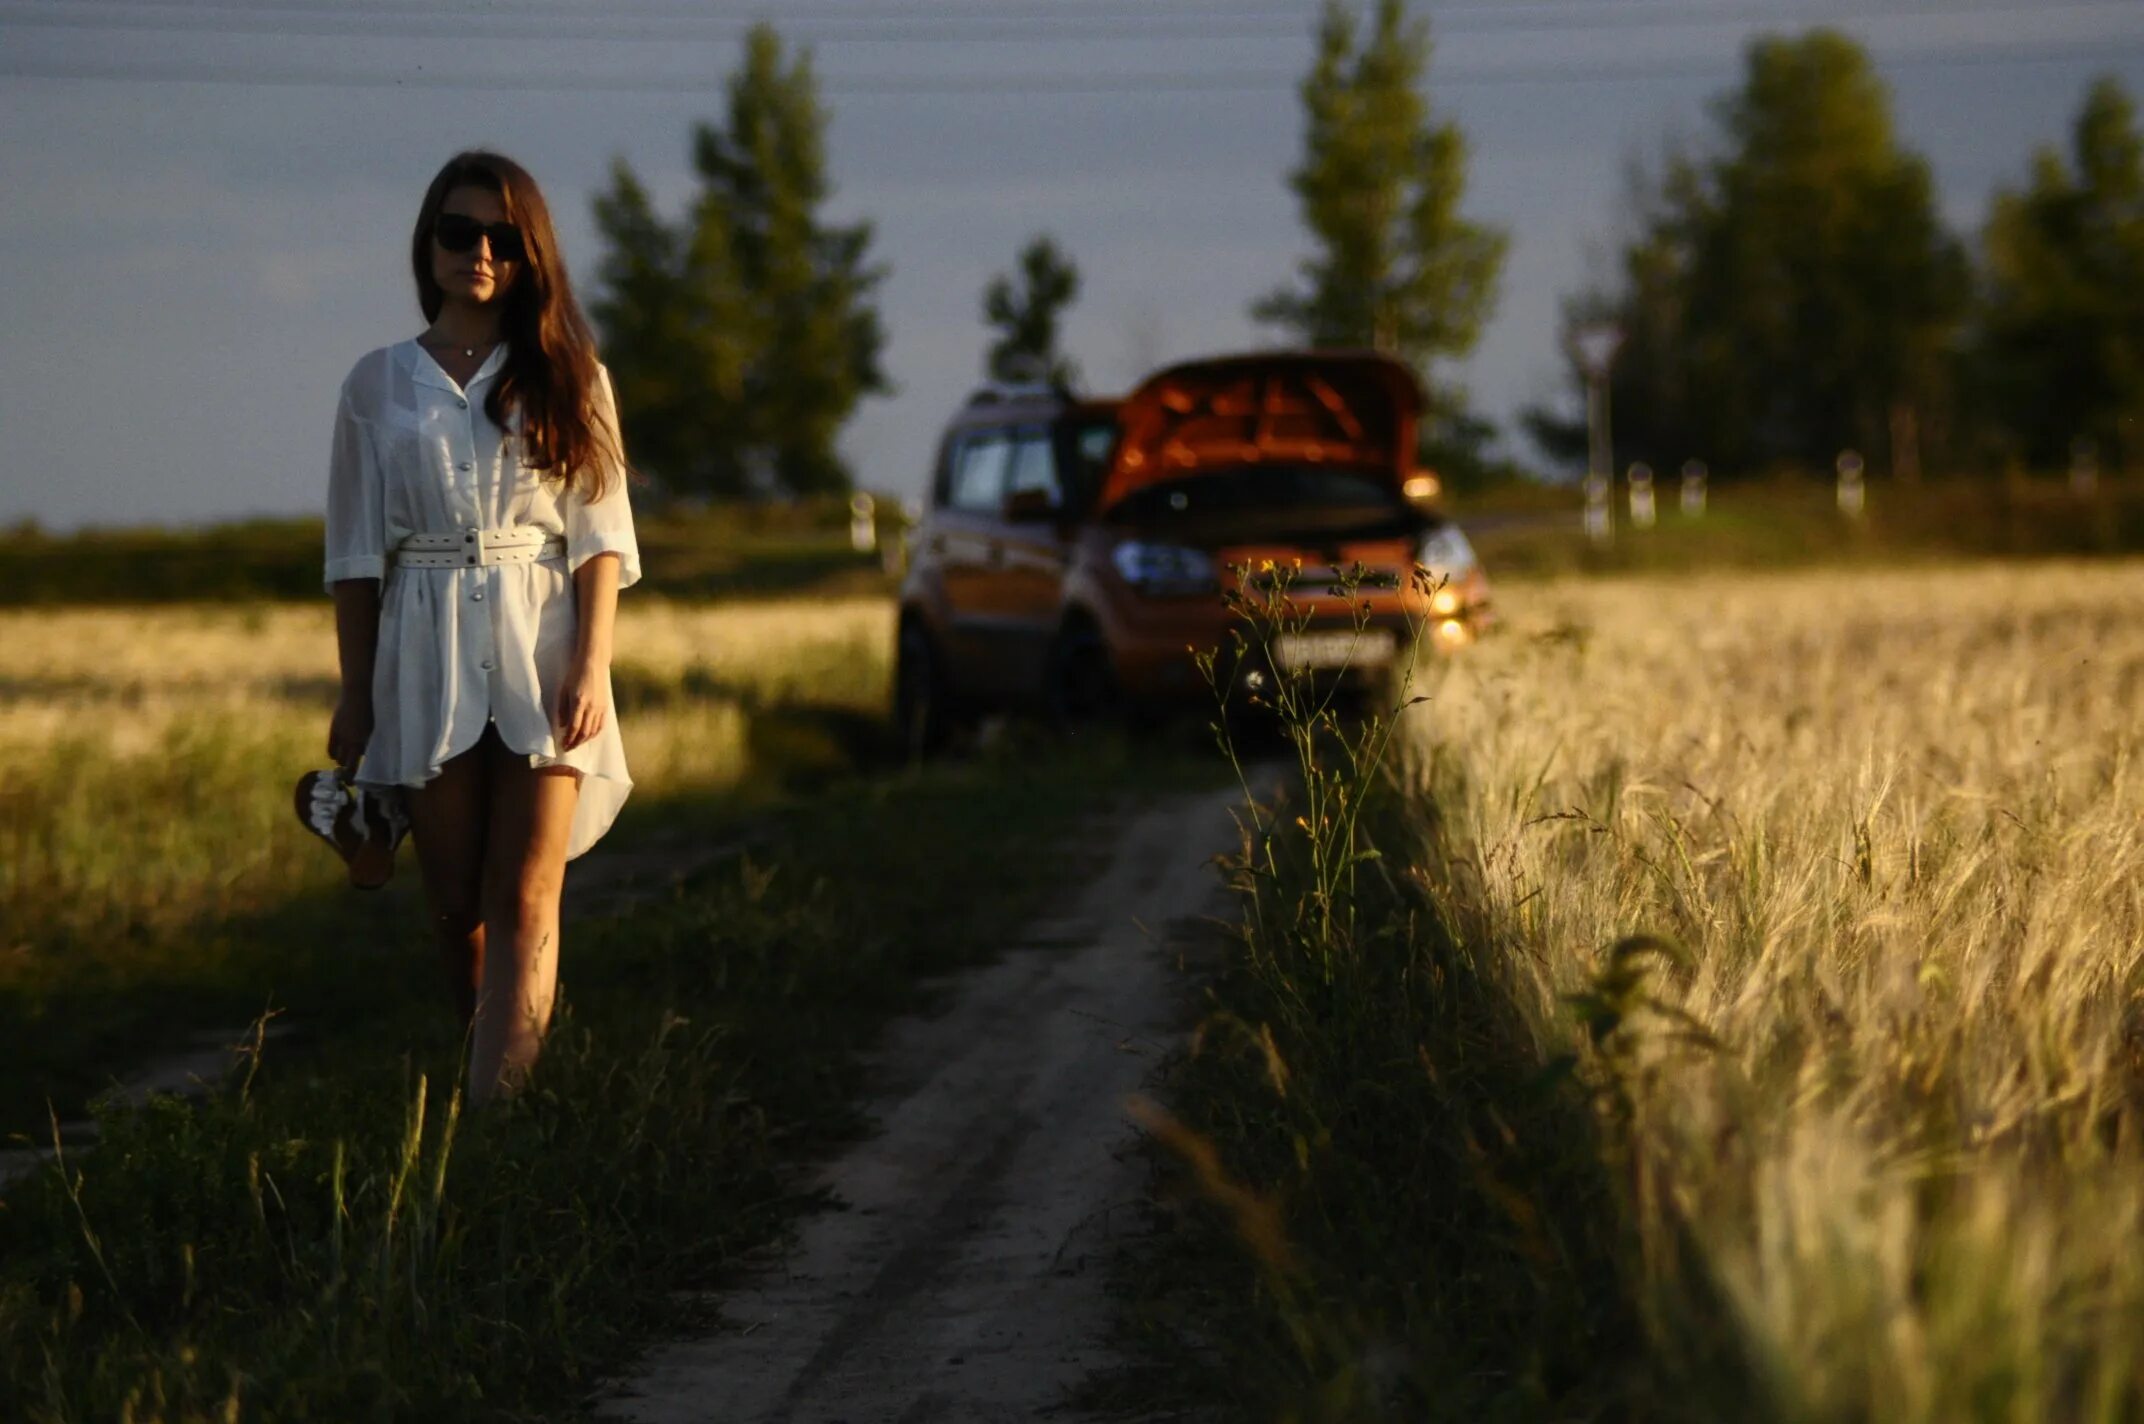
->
<box><xmin>893</xmin><ymin>349</ymin><xmax>1491</xmax><ymax>750</ymax></box>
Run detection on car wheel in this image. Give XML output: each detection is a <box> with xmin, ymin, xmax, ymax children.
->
<box><xmin>894</xmin><ymin>622</ymin><xmax>957</xmax><ymax>759</ymax></box>
<box><xmin>1046</xmin><ymin>621</ymin><xmax>1121</xmax><ymax>732</ymax></box>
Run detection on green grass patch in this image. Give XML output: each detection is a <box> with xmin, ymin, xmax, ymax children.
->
<box><xmin>1119</xmin><ymin>788</ymin><xmax>1718</xmax><ymax>1420</ymax></box>
<box><xmin>1112</xmin><ymin>570</ymin><xmax>1723</xmax><ymax>1421</ymax></box>
<box><xmin>0</xmin><ymin>500</ymin><xmax>900</xmax><ymax>607</ymax></box>
<box><xmin>0</xmin><ymin>681</ymin><xmax>886</xmax><ymax>1134</ymax></box>
<box><xmin>1463</xmin><ymin>474</ymin><xmax>2144</xmax><ymax>579</ymax></box>
<box><xmin>0</xmin><ymin>748</ymin><xmax>1134</xmax><ymax>1421</ymax></box>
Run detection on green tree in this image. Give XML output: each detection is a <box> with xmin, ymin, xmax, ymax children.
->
<box><xmin>1255</xmin><ymin>0</ymin><xmax>1506</xmax><ymax>393</ymax></box>
<box><xmin>1978</xmin><ymin>76</ymin><xmax>2144</xmax><ymax>470</ymax></box>
<box><xmin>1542</xmin><ymin>30</ymin><xmax>1968</xmax><ymax>476</ymax></box>
<box><xmin>982</xmin><ymin>236</ymin><xmax>1082</xmax><ymax>387</ymax></box>
<box><xmin>592</xmin><ymin>25</ymin><xmax>889</xmax><ymax>498</ymax></box>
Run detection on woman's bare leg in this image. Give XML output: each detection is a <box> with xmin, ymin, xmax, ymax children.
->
<box><xmin>467</xmin><ymin>736</ymin><xmax>581</xmax><ymax>1104</ymax></box>
<box><xmin>405</xmin><ymin>738</ymin><xmax>491</xmax><ymax>1027</ymax></box>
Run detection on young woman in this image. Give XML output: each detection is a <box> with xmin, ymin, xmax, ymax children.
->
<box><xmin>324</xmin><ymin>150</ymin><xmax>640</xmax><ymax>1104</ymax></box>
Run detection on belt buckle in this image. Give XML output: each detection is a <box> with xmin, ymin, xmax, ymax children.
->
<box><xmin>466</xmin><ymin>528</ymin><xmax>482</xmax><ymax>567</ymax></box>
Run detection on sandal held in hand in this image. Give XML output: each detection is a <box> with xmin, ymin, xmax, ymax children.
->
<box><xmin>293</xmin><ymin>769</ymin><xmax>409</xmax><ymax>890</ymax></box>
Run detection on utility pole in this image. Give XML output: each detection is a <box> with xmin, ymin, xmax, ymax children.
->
<box><xmin>1571</xmin><ymin>323</ymin><xmax>1623</xmax><ymax>546</ymax></box>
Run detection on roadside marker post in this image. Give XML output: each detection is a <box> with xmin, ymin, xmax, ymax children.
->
<box><xmin>1583</xmin><ymin>473</ymin><xmax>1612</xmax><ymax>544</ymax></box>
<box><xmin>850</xmin><ymin>492</ymin><xmax>878</xmax><ymax>554</ymax></box>
<box><xmin>1681</xmin><ymin>460</ymin><xmax>1707</xmax><ymax>516</ymax></box>
<box><xmin>1836</xmin><ymin>450</ymin><xmax>1866</xmax><ymax>520</ymax></box>
<box><xmin>1628</xmin><ymin>462</ymin><xmax>1656</xmax><ymax>529</ymax></box>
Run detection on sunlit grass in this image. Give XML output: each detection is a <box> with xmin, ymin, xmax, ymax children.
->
<box><xmin>0</xmin><ymin>596</ymin><xmax>893</xmax><ymax>1111</ymax></box>
<box><xmin>1402</xmin><ymin>560</ymin><xmax>2144</xmax><ymax>1419</ymax></box>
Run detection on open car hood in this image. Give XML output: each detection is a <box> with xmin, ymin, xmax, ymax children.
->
<box><xmin>1096</xmin><ymin>350</ymin><xmax>1424</xmax><ymax>513</ymax></box>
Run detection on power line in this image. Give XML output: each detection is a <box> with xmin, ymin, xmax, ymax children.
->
<box><xmin>14</xmin><ymin>0</ymin><xmax>1325</xmax><ymax>12</ymax></box>
<box><xmin>2</xmin><ymin>0</ymin><xmax>2128</xmax><ymax>41</ymax></box>
<box><xmin>20</xmin><ymin>6</ymin><xmax>1313</xmax><ymax>42</ymax></box>
<box><xmin>2</xmin><ymin>34</ymin><xmax>2137</xmax><ymax>94</ymax></box>
<box><xmin>0</xmin><ymin>0</ymin><xmax>2089</xmax><ymax>16</ymax></box>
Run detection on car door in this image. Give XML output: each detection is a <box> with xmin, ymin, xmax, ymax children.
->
<box><xmin>996</xmin><ymin>426</ymin><xmax>1073</xmax><ymax>698</ymax></box>
<box><xmin>934</xmin><ymin>428</ymin><xmax>1014</xmax><ymax>684</ymax></box>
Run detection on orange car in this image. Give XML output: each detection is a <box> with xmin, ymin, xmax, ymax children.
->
<box><xmin>893</xmin><ymin>350</ymin><xmax>1491</xmax><ymax>749</ymax></box>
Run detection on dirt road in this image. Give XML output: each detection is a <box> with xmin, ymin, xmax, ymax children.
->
<box><xmin>598</xmin><ymin>785</ymin><xmax>1243</xmax><ymax>1424</ymax></box>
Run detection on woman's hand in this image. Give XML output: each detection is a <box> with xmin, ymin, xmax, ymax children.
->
<box><xmin>556</xmin><ymin>655</ymin><xmax>610</xmax><ymax>751</ymax></box>
<box><xmin>328</xmin><ymin>691</ymin><xmax>373</xmax><ymax>770</ymax></box>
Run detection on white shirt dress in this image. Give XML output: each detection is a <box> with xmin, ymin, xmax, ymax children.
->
<box><xmin>324</xmin><ymin>340</ymin><xmax>642</xmax><ymax>859</ymax></box>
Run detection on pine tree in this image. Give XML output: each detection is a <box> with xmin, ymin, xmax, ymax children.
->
<box><xmin>1979</xmin><ymin>76</ymin><xmax>2144</xmax><ymax>470</ymax></box>
<box><xmin>592</xmin><ymin>25</ymin><xmax>889</xmax><ymax>499</ymax></box>
<box><xmin>982</xmin><ymin>236</ymin><xmax>1082</xmax><ymax>388</ymax></box>
<box><xmin>1542</xmin><ymin>30</ymin><xmax>1968</xmax><ymax>476</ymax></box>
<box><xmin>1255</xmin><ymin>0</ymin><xmax>1506</xmax><ymax>390</ymax></box>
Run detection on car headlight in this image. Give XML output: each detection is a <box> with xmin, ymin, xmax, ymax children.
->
<box><xmin>1416</xmin><ymin>524</ymin><xmax>1478</xmax><ymax>583</ymax></box>
<box><xmin>1112</xmin><ymin>540</ymin><xmax>1216</xmax><ymax>594</ymax></box>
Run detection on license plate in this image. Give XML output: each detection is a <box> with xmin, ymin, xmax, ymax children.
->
<box><xmin>1273</xmin><ymin>629</ymin><xmax>1395</xmax><ymax>670</ymax></box>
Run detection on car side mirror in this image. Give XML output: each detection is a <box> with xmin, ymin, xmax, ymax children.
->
<box><xmin>1003</xmin><ymin>487</ymin><xmax>1059</xmax><ymax>523</ymax></box>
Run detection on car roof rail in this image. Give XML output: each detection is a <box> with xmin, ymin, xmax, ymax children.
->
<box><xmin>965</xmin><ymin>377</ymin><xmax>1074</xmax><ymax>407</ymax></box>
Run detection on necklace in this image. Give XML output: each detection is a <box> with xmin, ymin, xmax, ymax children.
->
<box><xmin>426</xmin><ymin>334</ymin><xmax>494</xmax><ymax>360</ymax></box>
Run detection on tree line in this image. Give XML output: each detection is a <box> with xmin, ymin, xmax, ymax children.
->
<box><xmin>1529</xmin><ymin>31</ymin><xmax>2144</xmax><ymax>484</ymax></box>
<box><xmin>587</xmin><ymin>3</ymin><xmax>2144</xmax><ymax>498</ymax></box>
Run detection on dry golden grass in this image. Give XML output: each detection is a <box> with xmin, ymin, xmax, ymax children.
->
<box><xmin>0</xmin><ymin>596</ymin><xmax>893</xmax><ymax>974</ymax></box>
<box><xmin>1405</xmin><ymin>561</ymin><xmax>2144</xmax><ymax>1419</ymax></box>
<box><xmin>0</xmin><ymin>597</ymin><xmax>893</xmax><ymax>704</ymax></box>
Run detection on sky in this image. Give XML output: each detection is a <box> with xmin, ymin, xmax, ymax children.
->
<box><xmin>3</xmin><ymin>0</ymin><xmax>2142</xmax><ymax>531</ymax></box>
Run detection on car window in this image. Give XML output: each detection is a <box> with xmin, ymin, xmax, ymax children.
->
<box><xmin>1007</xmin><ymin>429</ymin><xmax>1060</xmax><ymax>507</ymax></box>
<box><xmin>949</xmin><ymin>432</ymin><xmax>1012</xmax><ymax>512</ymax></box>
<box><xmin>1075</xmin><ymin>421</ymin><xmax>1115</xmax><ymax>471</ymax></box>
<box><xmin>1059</xmin><ymin>418</ymin><xmax>1117</xmax><ymax>511</ymax></box>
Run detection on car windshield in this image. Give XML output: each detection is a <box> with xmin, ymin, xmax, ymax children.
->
<box><xmin>1104</xmin><ymin>464</ymin><xmax>1423</xmax><ymax>544</ymax></box>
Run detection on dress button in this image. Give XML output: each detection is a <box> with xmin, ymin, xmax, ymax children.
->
<box><xmin>456</xmin><ymin>398</ymin><xmax>469</xmax><ymax>410</ymax></box>
<box><xmin>472</xmin><ymin>589</ymin><xmax>485</xmax><ymax>602</ymax></box>
<box><xmin>480</xmin><ymin>659</ymin><xmax>494</xmax><ymax>671</ymax></box>
<box><xmin>458</xmin><ymin>461</ymin><xmax>473</xmax><ymax>472</ymax></box>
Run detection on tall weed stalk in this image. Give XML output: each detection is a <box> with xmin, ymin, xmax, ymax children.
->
<box><xmin>1139</xmin><ymin>563</ymin><xmax>1667</xmax><ymax>1421</ymax></box>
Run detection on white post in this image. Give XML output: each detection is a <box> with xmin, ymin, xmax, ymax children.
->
<box><xmin>1583</xmin><ymin>472</ymin><xmax>1612</xmax><ymax>544</ymax></box>
<box><xmin>1586</xmin><ymin>377</ymin><xmax>1614</xmax><ymax>545</ymax></box>
<box><xmin>849</xmin><ymin>491</ymin><xmax>877</xmax><ymax>553</ymax></box>
<box><xmin>1627</xmin><ymin>461</ymin><xmax>1656</xmax><ymax>529</ymax></box>
<box><xmin>1836</xmin><ymin>450</ymin><xmax>1866</xmax><ymax>520</ymax></box>
<box><xmin>1680</xmin><ymin>459</ymin><xmax>1708</xmax><ymax>516</ymax></box>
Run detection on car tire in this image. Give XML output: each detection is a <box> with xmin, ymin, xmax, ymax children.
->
<box><xmin>894</xmin><ymin>621</ymin><xmax>960</xmax><ymax>760</ymax></box>
<box><xmin>1045</xmin><ymin>620</ymin><xmax>1121</xmax><ymax>733</ymax></box>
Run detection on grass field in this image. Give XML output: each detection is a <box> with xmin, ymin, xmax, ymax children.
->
<box><xmin>0</xmin><ymin>586</ymin><xmax>1184</xmax><ymax>1419</ymax></box>
<box><xmin>12</xmin><ymin>474</ymin><xmax>2144</xmax><ymax>608</ymax></box>
<box><xmin>0</xmin><ymin>596</ymin><xmax>894</xmax><ymax>1127</ymax></box>
<box><xmin>21</xmin><ymin>524</ymin><xmax>2144</xmax><ymax>1418</ymax></box>
<box><xmin>0</xmin><ymin>502</ymin><xmax>901</xmax><ymax>605</ymax></box>
<box><xmin>1140</xmin><ymin>558</ymin><xmax>2144</xmax><ymax>1421</ymax></box>
<box><xmin>1461</xmin><ymin>474</ymin><xmax>2144</xmax><ymax>579</ymax></box>
<box><xmin>1412</xmin><ymin>562</ymin><xmax>2144</xmax><ymax>1418</ymax></box>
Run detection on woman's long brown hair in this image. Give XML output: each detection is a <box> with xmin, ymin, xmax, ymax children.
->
<box><xmin>411</xmin><ymin>151</ymin><xmax>619</xmax><ymax>501</ymax></box>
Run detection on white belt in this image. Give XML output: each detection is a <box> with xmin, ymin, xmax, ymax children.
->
<box><xmin>392</xmin><ymin>527</ymin><xmax>565</xmax><ymax>570</ymax></box>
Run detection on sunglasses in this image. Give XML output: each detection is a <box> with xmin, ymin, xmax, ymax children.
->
<box><xmin>433</xmin><ymin>213</ymin><xmax>527</xmax><ymax>263</ymax></box>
